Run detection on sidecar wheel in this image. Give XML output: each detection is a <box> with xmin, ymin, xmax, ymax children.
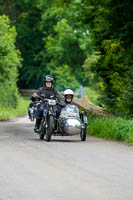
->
<box><xmin>46</xmin><ymin>116</ymin><xmax>54</xmax><ymax>142</ymax></box>
<box><xmin>80</xmin><ymin>125</ymin><xmax>87</xmax><ymax>141</ymax></box>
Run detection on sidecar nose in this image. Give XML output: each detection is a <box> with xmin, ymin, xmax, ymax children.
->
<box><xmin>61</xmin><ymin>118</ymin><xmax>82</xmax><ymax>135</ymax></box>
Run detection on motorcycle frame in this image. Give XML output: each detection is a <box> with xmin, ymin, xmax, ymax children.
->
<box><xmin>41</xmin><ymin>100</ymin><xmax>56</xmax><ymax>131</ymax></box>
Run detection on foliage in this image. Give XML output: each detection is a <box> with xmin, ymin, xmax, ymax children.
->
<box><xmin>1</xmin><ymin>0</ymin><xmax>93</xmax><ymax>90</ymax></box>
<box><xmin>38</xmin><ymin>0</ymin><xmax>93</xmax><ymax>90</ymax></box>
<box><xmin>84</xmin><ymin>87</ymin><xmax>100</xmax><ymax>105</ymax></box>
<box><xmin>13</xmin><ymin>0</ymin><xmax>44</xmax><ymax>89</ymax></box>
<box><xmin>0</xmin><ymin>15</ymin><xmax>21</xmax><ymax>108</ymax></box>
<box><xmin>82</xmin><ymin>0</ymin><xmax>133</xmax><ymax>115</ymax></box>
<box><xmin>0</xmin><ymin>96</ymin><xmax>29</xmax><ymax>120</ymax></box>
<box><xmin>53</xmin><ymin>65</ymin><xmax>79</xmax><ymax>91</ymax></box>
<box><xmin>87</xmin><ymin>116</ymin><xmax>133</xmax><ymax>144</ymax></box>
<box><xmin>1</xmin><ymin>0</ymin><xmax>133</xmax><ymax>116</ymax></box>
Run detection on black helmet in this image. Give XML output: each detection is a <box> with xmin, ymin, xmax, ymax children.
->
<box><xmin>44</xmin><ymin>75</ymin><xmax>54</xmax><ymax>83</ymax></box>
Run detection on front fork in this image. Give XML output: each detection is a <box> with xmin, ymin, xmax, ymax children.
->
<box><xmin>42</xmin><ymin>109</ymin><xmax>55</xmax><ymax>129</ymax></box>
<box><xmin>42</xmin><ymin>109</ymin><xmax>48</xmax><ymax>128</ymax></box>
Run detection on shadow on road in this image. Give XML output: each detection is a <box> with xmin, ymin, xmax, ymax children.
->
<box><xmin>48</xmin><ymin>138</ymin><xmax>81</xmax><ymax>143</ymax></box>
<box><xmin>30</xmin><ymin>137</ymin><xmax>81</xmax><ymax>143</ymax></box>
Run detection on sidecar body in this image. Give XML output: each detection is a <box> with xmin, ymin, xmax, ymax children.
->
<box><xmin>58</xmin><ymin>104</ymin><xmax>85</xmax><ymax>136</ymax></box>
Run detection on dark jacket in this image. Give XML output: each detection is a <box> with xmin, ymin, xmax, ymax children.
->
<box><xmin>37</xmin><ymin>86</ymin><xmax>61</xmax><ymax>102</ymax></box>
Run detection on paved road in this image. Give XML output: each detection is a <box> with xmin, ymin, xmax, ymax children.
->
<box><xmin>0</xmin><ymin>116</ymin><xmax>133</xmax><ymax>200</ymax></box>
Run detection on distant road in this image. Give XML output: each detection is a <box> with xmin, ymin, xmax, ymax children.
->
<box><xmin>0</xmin><ymin>116</ymin><xmax>133</xmax><ymax>200</ymax></box>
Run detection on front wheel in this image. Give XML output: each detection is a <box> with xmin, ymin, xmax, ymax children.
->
<box><xmin>46</xmin><ymin>115</ymin><xmax>54</xmax><ymax>142</ymax></box>
<box><xmin>39</xmin><ymin>121</ymin><xmax>45</xmax><ymax>140</ymax></box>
<box><xmin>80</xmin><ymin>125</ymin><xmax>87</xmax><ymax>141</ymax></box>
<box><xmin>30</xmin><ymin>114</ymin><xmax>34</xmax><ymax>121</ymax></box>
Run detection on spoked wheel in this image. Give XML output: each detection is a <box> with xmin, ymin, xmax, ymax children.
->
<box><xmin>80</xmin><ymin>124</ymin><xmax>87</xmax><ymax>141</ymax></box>
<box><xmin>46</xmin><ymin>115</ymin><xmax>54</xmax><ymax>142</ymax></box>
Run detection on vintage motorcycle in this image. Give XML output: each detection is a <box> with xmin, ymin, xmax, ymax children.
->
<box><xmin>29</xmin><ymin>102</ymin><xmax>38</xmax><ymax>122</ymax></box>
<box><xmin>29</xmin><ymin>106</ymin><xmax>35</xmax><ymax>121</ymax></box>
<box><xmin>39</xmin><ymin>97</ymin><xmax>57</xmax><ymax>141</ymax></box>
<box><xmin>39</xmin><ymin>96</ymin><xmax>88</xmax><ymax>142</ymax></box>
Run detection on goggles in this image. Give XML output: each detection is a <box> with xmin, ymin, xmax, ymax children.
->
<box><xmin>65</xmin><ymin>95</ymin><xmax>73</xmax><ymax>99</ymax></box>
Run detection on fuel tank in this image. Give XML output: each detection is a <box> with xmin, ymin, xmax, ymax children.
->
<box><xmin>60</xmin><ymin>117</ymin><xmax>82</xmax><ymax>135</ymax></box>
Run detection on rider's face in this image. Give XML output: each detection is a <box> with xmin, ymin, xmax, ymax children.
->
<box><xmin>66</xmin><ymin>95</ymin><xmax>72</xmax><ymax>103</ymax></box>
<box><xmin>45</xmin><ymin>81</ymin><xmax>52</xmax><ymax>88</ymax></box>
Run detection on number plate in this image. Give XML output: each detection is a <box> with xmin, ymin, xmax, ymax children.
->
<box><xmin>48</xmin><ymin>100</ymin><xmax>56</xmax><ymax>105</ymax></box>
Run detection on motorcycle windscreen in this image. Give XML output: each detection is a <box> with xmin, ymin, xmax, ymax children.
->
<box><xmin>60</xmin><ymin>104</ymin><xmax>80</xmax><ymax>118</ymax></box>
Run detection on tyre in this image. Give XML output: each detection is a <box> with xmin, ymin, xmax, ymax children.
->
<box><xmin>29</xmin><ymin>108</ymin><xmax>34</xmax><ymax>121</ymax></box>
<box><xmin>39</xmin><ymin>131</ymin><xmax>44</xmax><ymax>140</ymax></box>
<box><xmin>80</xmin><ymin>125</ymin><xmax>86</xmax><ymax>141</ymax></box>
<box><xmin>31</xmin><ymin>114</ymin><xmax>34</xmax><ymax>121</ymax></box>
<box><xmin>46</xmin><ymin>115</ymin><xmax>54</xmax><ymax>142</ymax></box>
<box><xmin>39</xmin><ymin>121</ymin><xmax>45</xmax><ymax>140</ymax></box>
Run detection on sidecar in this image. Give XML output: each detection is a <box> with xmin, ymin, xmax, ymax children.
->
<box><xmin>57</xmin><ymin>104</ymin><xmax>87</xmax><ymax>141</ymax></box>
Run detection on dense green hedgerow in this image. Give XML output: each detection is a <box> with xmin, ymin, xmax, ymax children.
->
<box><xmin>87</xmin><ymin>117</ymin><xmax>133</xmax><ymax>144</ymax></box>
<box><xmin>0</xmin><ymin>96</ymin><xmax>29</xmax><ymax>120</ymax></box>
<box><xmin>0</xmin><ymin>15</ymin><xmax>22</xmax><ymax>108</ymax></box>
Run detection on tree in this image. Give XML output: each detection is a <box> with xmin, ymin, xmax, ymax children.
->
<box><xmin>0</xmin><ymin>15</ymin><xmax>21</xmax><ymax>107</ymax></box>
<box><xmin>52</xmin><ymin>65</ymin><xmax>79</xmax><ymax>91</ymax></box>
<box><xmin>81</xmin><ymin>0</ymin><xmax>133</xmax><ymax>114</ymax></box>
<box><xmin>39</xmin><ymin>0</ymin><xmax>93</xmax><ymax>90</ymax></box>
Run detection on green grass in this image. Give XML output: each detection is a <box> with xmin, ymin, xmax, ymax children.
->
<box><xmin>84</xmin><ymin>87</ymin><xmax>100</xmax><ymax>105</ymax></box>
<box><xmin>0</xmin><ymin>96</ymin><xmax>29</xmax><ymax>120</ymax></box>
<box><xmin>87</xmin><ymin>116</ymin><xmax>133</xmax><ymax>144</ymax></box>
<box><xmin>84</xmin><ymin>87</ymin><xmax>133</xmax><ymax>144</ymax></box>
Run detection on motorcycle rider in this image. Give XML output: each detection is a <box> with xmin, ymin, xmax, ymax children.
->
<box><xmin>63</xmin><ymin>89</ymin><xmax>87</xmax><ymax>122</ymax></box>
<box><xmin>28</xmin><ymin>92</ymin><xmax>38</xmax><ymax>119</ymax></box>
<box><xmin>34</xmin><ymin>75</ymin><xmax>62</xmax><ymax>132</ymax></box>
<box><xmin>63</xmin><ymin>89</ymin><xmax>76</xmax><ymax>105</ymax></box>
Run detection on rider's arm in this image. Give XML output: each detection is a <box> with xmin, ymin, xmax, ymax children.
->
<box><xmin>54</xmin><ymin>88</ymin><xmax>66</xmax><ymax>106</ymax></box>
<box><xmin>54</xmin><ymin>88</ymin><xmax>61</xmax><ymax>102</ymax></box>
<box><xmin>37</xmin><ymin>88</ymin><xmax>41</xmax><ymax>97</ymax></box>
<box><xmin>37</xmin><ymin>88</ymin><xmax>42</xmax><ymax>100</ymax></box>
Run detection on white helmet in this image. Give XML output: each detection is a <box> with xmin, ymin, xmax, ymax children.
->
<box><xmin>64</xmin><ymin>89</ymin><xmax>74</xmax><ymax>96</ymax></box>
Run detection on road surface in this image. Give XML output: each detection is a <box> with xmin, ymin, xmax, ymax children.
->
<box><xmin>0</xmin><ymin>116</ymin><xmax>133</xmax><ymax>200</ymax></box>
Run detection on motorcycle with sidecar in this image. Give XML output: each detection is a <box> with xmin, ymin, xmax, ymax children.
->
<box><xmin>38</xmin><ymin>96</ymin><xmax>88</xmax><ymax>142</ymax></box>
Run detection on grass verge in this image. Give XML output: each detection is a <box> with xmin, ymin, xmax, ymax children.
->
<box><xmin>0</xmin><ymin>96</ymin><xmax>29</xmax><ymax>120</ymax></box>
<box><xmin>87</xmin><ymin>116</ymin><xmax>133</xmax><ymax>144</ymax></box>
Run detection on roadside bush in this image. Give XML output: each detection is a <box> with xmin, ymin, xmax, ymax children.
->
<box><xmin>0</xmin><ymin>83</ymin><xmax>19</xmax><ymax>108</ymax></box>
<box><xmin>87</xmin><ymin>116</ymin><xmax>133</xmax><ymax>144</ymax></box>
<box><xmin>0</xmin><ymin>96</ymin><xmax>29</xmax><ymax>120</ymax></box>
<box><xmin>0</xmin><ymin>15</ymin><xmax>21</xmax><ymax>108</ymax></box>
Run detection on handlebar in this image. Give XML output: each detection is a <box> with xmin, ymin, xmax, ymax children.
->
<box><xmin>35</xmin><ymin>96</ymin><xmax>66</xmax><ymax>107</ymax></box>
